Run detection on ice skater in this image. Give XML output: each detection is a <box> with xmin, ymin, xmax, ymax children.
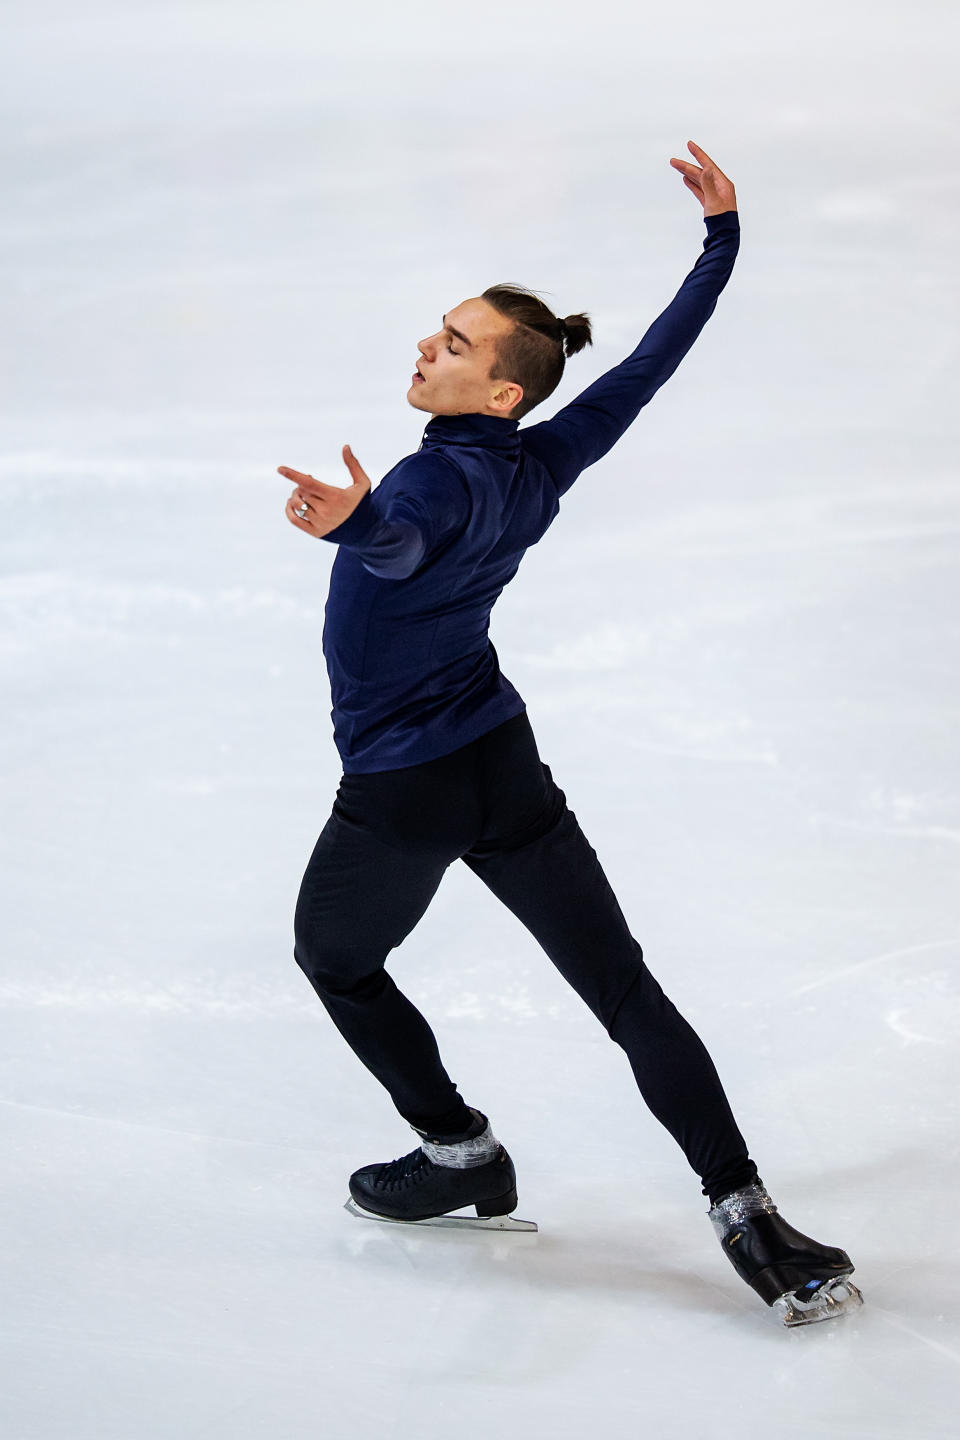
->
<box><xmin>277</xmin><ymin>142</ymin><xmax>862</xmax><ymax>1327</ymax></box>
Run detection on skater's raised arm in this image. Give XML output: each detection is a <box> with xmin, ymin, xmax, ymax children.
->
<box><xmin>279</xmin><ymin>449</ymin><xmax>470</xmax><ymax>581</ymax></box>
<box><xmin>521</xmin><ymin>142</ymin><xmax>740</xmax><ymax>498</ymax></box>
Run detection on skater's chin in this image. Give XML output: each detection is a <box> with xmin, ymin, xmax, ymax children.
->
<box><xmin>406</xmin><ymin>387</ymin><xmax>433</xmax><ymax>413</ymax></box>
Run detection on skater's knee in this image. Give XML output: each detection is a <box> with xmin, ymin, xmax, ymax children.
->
<box><xmin>605</xmin><ymin>955</ymin><xmax>666</xmax><ymax>1035</ymax></box>
<box><xmin>293</xmin><ymin>910</ymin><xmax>349</xmax><ymax>983</ymax></box>
<box><xmin>293</xmin><ymin>938</ymin><xmax>387</xmax><ymax>1002</ymax></box>
<box><xmin>321</xmin><ymin>966</ymin><xmax>389</xmax><ymax>1001</ymax></box>
<box><xmin>293</xmin><ymin>929</ymin><xmax>344</xmax><ymax>987</ymax></box>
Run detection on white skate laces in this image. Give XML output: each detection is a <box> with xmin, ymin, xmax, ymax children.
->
<box><xmin>708</xmin><ymin>1180</ymin><xmax>778</xmax><ymax>1240</ymax></box>
<box><xmin>414</xmin><ymin>1111</ymin><xmax>500</xmax><ymax>1169</ymax></box>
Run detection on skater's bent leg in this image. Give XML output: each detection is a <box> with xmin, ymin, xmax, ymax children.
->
<box><xmin>294</xmin><ymin>807</ymin><xmax>472</xmax><ymax>1135</ymax></box>
<box><xmin>462</xmin><ymin>766</ymin><xmax>758</xmax><ymax>1203</ymax></box>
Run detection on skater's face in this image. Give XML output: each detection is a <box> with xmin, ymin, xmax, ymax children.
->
<box><xmin>408</xmin><ymin>299</ymin><xmax>524</xmax><ymax>419</ymax></box>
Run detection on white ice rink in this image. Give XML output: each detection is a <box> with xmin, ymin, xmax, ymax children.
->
<box><xmin>2</xmin><ymin>2</ymin><xmax>958</xmax><ymax>1435</ymax></box>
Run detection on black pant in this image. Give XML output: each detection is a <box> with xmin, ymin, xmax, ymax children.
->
<box><xmin>293</xmin><ymin>709</ymin><xmax>759</xmax><ymax>1205</ymax></box>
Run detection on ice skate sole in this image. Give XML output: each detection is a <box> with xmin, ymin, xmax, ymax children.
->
<box><xmin>343</xmin><ymin>1197</ymin><xmax>538</xmax><ymax>1232</ymax></box>
<box><xmin>773</xmin><ymin>1276</ymin><xmax>864</xmax><ymax>1327</ymax></box>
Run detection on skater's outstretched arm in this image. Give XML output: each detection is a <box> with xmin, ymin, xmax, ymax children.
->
<box><xmin>521</xmin><ymin>142</ymin><xmax>740</xmax><ymax>498</ymax></box>
<box><xmin>279</xmin><ymin>448</ymin><xmax>470</xmax><ymax>581</ymax></box>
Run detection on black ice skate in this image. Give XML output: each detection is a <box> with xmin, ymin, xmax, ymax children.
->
<box><xmin>343</xmin><ymin>1107</ymin><xmax>538</xmax><ymax>1232</ymax></box>
<box><xmin>708</xmin><ymin>1180</ymin><xmax>864</xmax><ymax>1327</ymax></box>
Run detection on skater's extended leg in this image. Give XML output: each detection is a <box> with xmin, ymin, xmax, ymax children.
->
<box><xmin>294</xmin><ymin>765</ymin><xmax>481</xmax><ymax>1133</ymax></box>
<box><xmin>461</xmin><ymin>718</ymin><xmax>758</xmax><ymax>1204</ymax></box>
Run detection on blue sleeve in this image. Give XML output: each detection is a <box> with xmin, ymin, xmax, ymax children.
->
<box><xmin>519</xmin><ymin>210</ymin><xmax>740</xmax><ymax>496</ymax></box>
<box><xmin>319</xmin><ymin>451</ymin><xmax>471</xmax><ymax>580</ymax></box>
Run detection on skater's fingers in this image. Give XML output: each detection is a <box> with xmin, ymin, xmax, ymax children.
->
<box><xmin>686</xmin><ymin>140</ymin><xmax>732</xmax><ymax>184</ymax></box>
<box><xmin>290</xmin><ymin>485</ymin><xmax>336</xmax><ymax>518</ymax></box>
<box><xmin>277</xmin><ymin>466</ymin><xmax>333</xmax><ymax>495</ymax></box>
<box><xmin>669</xmin><ymin>156</ymin><xmax>704</xmax><ymax>191</ymax></box>
<box><xmin>341</xmin><ymin>444</ymin><xmax>371</xmax><ymax>491</ymax></box>
<box><xmin>285</xmin><ymin>490</ymin><xmax>319</xmax><ymax>534</ymax></box>
<box><xmin>687</xmin><ymin>140</ymin><xmax>715</xmax><ymax>166</ymax></box>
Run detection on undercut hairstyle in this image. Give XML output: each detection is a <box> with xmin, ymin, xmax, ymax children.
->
<box><xmin>480</xmin><ymin>283</ymin><xmax>592</xmax><ymax>421</ymax></box>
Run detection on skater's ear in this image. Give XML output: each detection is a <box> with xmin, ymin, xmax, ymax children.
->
<box><xmin>486</xmin><ymin>376</ymin><xmax>524</xmax><ymax>417</ymax></box>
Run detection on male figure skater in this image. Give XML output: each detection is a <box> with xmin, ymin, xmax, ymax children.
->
<box><xmin>278</xmin><ymin>143</ymin><xmax>862</xmax><ymax>1326</ymax></box>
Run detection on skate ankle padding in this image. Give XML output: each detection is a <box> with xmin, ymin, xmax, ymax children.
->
<box><xmin>416</xmin><ymin>1112</ymin><xmax>500</xmax><ymax>1169</ymax></box>
<box><xmin>708</xmin><ymin>1180</ymin><xmax>778</xmax><ymax>1239</ymax></box>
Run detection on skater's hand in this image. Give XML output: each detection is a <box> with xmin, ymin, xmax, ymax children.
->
<box><xmin>668</xmin><ymin>142</ymin><xmax>737</xmax><ymax>217</ymax></box>
<box><xmin>278</xmin><ymin>447</ymin><xmax>372</xmax><ymax>538</ymax></box>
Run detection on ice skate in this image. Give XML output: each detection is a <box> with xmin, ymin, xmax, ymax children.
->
<box><xmin>708</xmin><ymin>1180</ymin><xmax>863</xmax><ymax>1327</ymax></box>
<box><xmin>344</xmin><ymin>1107</ymin><xmax>538</xmax><ymax>1232</ymax></box>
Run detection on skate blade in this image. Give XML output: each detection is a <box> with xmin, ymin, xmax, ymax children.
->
<box><xmin>774</xmin><ymin>1276</ymin><xmax>864</xmax><ymax>1327</ymax></box>
<box><xmin>343</xmin><ymin>1197</ymin><xmax>538</xmax><ymax>1232</ymax></box>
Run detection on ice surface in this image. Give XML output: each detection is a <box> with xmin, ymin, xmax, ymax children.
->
<box><xmin>2</xmin><ymin>3</ymin><xmax>958</xmax><ymax>1437</ymax></box>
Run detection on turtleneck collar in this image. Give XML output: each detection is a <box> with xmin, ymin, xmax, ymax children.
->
<box><xmin>420</xmin><ymin>412</ymin><xmax>520</xmax><ymax>454</ymax></box>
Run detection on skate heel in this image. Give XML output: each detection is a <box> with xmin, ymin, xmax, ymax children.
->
<box><xmin>749</xmin><ymin>1260</ymin><xmax>855</xmax><ymax>1307</ymax></box>
<box><xmin>475</xmin><ymin>1185</ymin><xmax>518</xmax><ymax>1218</ymax></box>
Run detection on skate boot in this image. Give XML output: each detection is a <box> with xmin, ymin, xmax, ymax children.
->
<box><xmin>344</xmin><ymin>1106</ymin><xmax>538</xmax><ymax>1232</ymax></box>
<box><xmin>708</xmin><ymin>1179</ymin><xmax>863</xmax><ymax>1327</ymax></box>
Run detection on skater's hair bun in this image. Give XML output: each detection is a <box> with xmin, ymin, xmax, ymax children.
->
<box><xmin>481</xmin><ymin>282</ymin><xmax>593</xmax><ymax>421</ymax></box>
<box><xmin>554</xmin><ymin>312</ymin><xmax>592</xmax><ymax>359</ymax></box>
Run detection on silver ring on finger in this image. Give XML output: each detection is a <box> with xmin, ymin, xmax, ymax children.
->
<box><xmin>294</xmin><ymin>502</ymin><xmax>310</xmax><ymax>519</ymax></box>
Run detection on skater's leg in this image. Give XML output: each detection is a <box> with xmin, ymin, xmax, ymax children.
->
<box><xmin>461</xmin><ymin>714</ymin><xmax>758</xmax><ymax>1205</ymax></box>
<box><xmin>294</xmin><ymin>759</ymin><xmax>482</xmax><ymax>1134</ymax></box>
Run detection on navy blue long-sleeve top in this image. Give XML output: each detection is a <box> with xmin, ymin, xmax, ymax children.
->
<box><xmin>319</xmin><ymin>209</ymin><xmax>740</xmax><ymax>773</ymax></box>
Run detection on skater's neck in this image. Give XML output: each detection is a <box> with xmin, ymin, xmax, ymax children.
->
<box><xmin>420</xmin><ymin>412</ymin><xmax>520</xmax><ymax>452</ymax></box>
